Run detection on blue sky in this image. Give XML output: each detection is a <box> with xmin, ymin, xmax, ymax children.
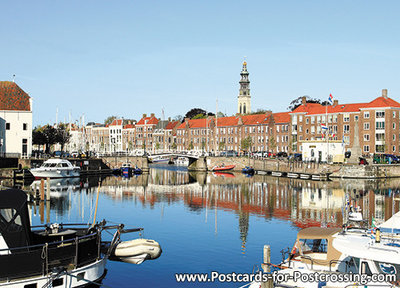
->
<box><xmin>1</xmin><ymin>0</ymin><xmax>399</xmax><ymax>126</ymax></box>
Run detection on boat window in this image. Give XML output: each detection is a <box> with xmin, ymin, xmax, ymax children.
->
<box><xmin>24</xmin><ymin>284</ymin><xmax>37</xmax><ymax>288</ymax></box>
<box><xmin>361</xmin><ymin>261</ymin><xmax>373</xmax><ymax>276</ymax></box>
<box><xmin>49</xmin><ymin>163</ymin><xmax>57</xmax><ymax>167</ymax></box>
<box><xmin>347</xmin><ymin>257</ymin><xmax>360</xmax><ymax>273</ymax></box>
<box><xmin>0</xmin><ymin>208</ymin><xmax>22</xmax><ymax>232</ymax></box>
<box><xmin>56</xmin><ymin>163</ymin><xmax>63</xmax><ymax>167</ymax></box>
<box><xmin>52</xmin><ymin>278</ymin><xmax>63</xmax><ymax>286</ymax></box>
<box><xmin>375</xmin><ymin>261</ymin><xmax>400</xmax><ymax>282</ymax></box>
<box><xmin>62</xmin><ymin>163</ymin><xmax>69</xmax><ymax>167</ymax></box>
<box><xmin>299</xmin><ymin>238</ymin><xmax>328</xmax><ymax>253</ymax></box>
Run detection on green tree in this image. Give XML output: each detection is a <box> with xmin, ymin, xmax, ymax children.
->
<box><xmin>192</xmin><ymin>113</ymin><xmax>206</xmax><ymax>119</ymax></box>
<box><xmin>218</xmin><ymin>141</ymin><xmax>225</xmax><ymax>151</ymax></box>
<box><xmin>188</xmin><ymin>142</ymin><xmax>194</xmax><ymax>150</ymax></box>
<box><xmin>241</xmin><ymin>136</ymin><xmax>252</xmax><ymax>151</ymax></box>
<box><xmin>104</xmin><ymin>116</ymin><xmax>117</xmax><ymax>125</ymax></box>
<box><xmin>32</xmin><ymin>125</ymin><xmax>58</xmax><ymax>154</ymax></box>
<box><xmin>171</xmin><ymin>143</ymin><xmax>177</xmax><ymax>150</ymax></box>
<box><xmin>268</xmin><ymin>136</ymin><xmax>277</xmax><ymax>152</ymax></box>
<box><xmin>56</xmin><ymin>123</ymin><xmax>71</xmax><ymax>151</ymax></box>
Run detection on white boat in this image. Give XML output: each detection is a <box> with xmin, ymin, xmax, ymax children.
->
<box><xmin>250</xmin><ymin>226</ymin><xmax>400</xmax><ymax>288</ymax></box>
<box><xmin>175</xmin><ymin>157</ymin><xmax>189</xmax><ymax>166</ymax></box>
<box><xmin>30</xmin><ymin>159</ymin><xmax>80</xmax><ymax>179</ymax></box>
<box><xmin>111</xmin><ymin>238</ymin><xmax>162</xmax><ymax>264</ymax></box>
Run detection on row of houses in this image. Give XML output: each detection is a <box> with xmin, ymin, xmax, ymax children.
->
<box><xmin>1</xmin><ymin>81</ymin><xmax>398</xmax><ymax>157</ymax></box>
<box><xmin>66</xmin><ymin>89</ymin><xmax>400</xmax><ymax>156</ymax></box>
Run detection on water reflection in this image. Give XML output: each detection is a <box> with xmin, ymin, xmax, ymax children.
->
<box><xmin>21</xmin><ymin>167</ymin><xmax>400</xmax><ymax>236</ymax></box>
<box><xmin>18</xmin><ymin>167</ymin><xmax>400</xmax><ymax>287</ymax></box>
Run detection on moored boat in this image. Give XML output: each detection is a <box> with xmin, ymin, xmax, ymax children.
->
<box><xmin>0</xmin><ymin>188</ymin><xmax>162</xmax><ymax>288</ymax></box>
<box><xmin>30</xmin><ymin>159</ymin><xmax>80</xmax><ymax>179</ymax></box>
<box><xmin>242</xmin><ymin>166</ymin><xmax>255</xmax><ymax>175</ymax></box>
<box><xmin>212</xmin><ymin>164</ymin><xmax>235</xmax><ymax>172</ymax></box>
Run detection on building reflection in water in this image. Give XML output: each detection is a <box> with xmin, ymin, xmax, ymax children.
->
<box><xmin>22</xmin><ymin>168</ymin><xmax>400</xmax><ymax>253</ymax></box>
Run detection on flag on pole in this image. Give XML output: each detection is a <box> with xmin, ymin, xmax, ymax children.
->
<box><xmin>321</xmin><ymin>123</ymin><xmax>328</xmax><ymax>130</ymax></box>
<box><xmin>328</xmin><ymin>94</ymin><xmax>334</xmax><ymax>105</ymax></box>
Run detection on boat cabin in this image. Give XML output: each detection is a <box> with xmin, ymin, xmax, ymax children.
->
<box><xmin>0</xmin><ymin>189</ymin><xmax>101</xmax><ymax>282</ymax></box>
<box><xmin>293</xmin><ymin>227</ymin><xmax>342</xmax><ymax>269</ymax></box>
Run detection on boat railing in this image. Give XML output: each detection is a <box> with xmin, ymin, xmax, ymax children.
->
<box><xmin>0</xmin><ymin>231</ymin><xmax>101</xmax><ymax>281</ymax></box>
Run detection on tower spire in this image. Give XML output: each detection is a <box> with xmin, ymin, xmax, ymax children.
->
<box><xmin>237</xmin><ymin>60</ymin><xmax>251</xmax><ymax>114</ymax></box>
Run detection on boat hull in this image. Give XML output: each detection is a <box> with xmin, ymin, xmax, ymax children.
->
<box><xmin>112</xmin><ymin>238</ymin><xmax>162</xmax><ymax>264</ymax></box>
<box><xmin>30</xmin><ymin>169</ymin><xmax>80</xmax><ymax>179</ymax></box>
<box><xmin>0</xmin><ymin>258</ymin><xmax>106</xmax><ymax>288</ymax></box>
<box><xmin>212</xmin><ymin>165</ymin><xmax>235</xmax><ymax>172</ymax></box>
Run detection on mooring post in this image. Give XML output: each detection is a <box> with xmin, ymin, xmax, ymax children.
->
<box><xmin>261</xmin><ymin>245</ymin><xmax>273</xmax><ymax>288</ymax></box>
<box><xmin>40</xmin><ymin>179</ymin><xmax>45</xmax><ymax>201</ymax></box>
<box><xmin>46</xmin><ymin>177</ymin><xmax>50</xmax><ymax>201</ymax></box>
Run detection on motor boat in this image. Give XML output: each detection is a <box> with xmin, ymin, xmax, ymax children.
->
<box><xmin>133</xmin><ymin>166</ymin><xmax>143</xmax><ymax>175</ymax></box>
<box><xmin>211</xmin><ymin>164</ymin><xmax>235</xmax><ymax>172</ymax></box>
<box><xmin>121</xmin><ymin>163</ymin><xmax>132</xmax><ymax>176</ymax></box>
<box><xmin>0</xmin><ymin>188</ymin><xmax>162</xmax><ymax>287</ymax></box>
<box><xmin>250</xmin><ymin>226</ymin><xmax>400</xmax><ymax>287</ymax></box>
<box><xmin>242</xmin><ymin>166</ymin><xmax>255</xmax><ymax>175</ymax></box>
<box><xmin>30</xmin><ymin>159</ymin><xmax>80</xmax><ymax>179</ymax></box>
<box><xmin>175</xmin><ymin>157</ymin><xmax>189</xmax><ymax>166</ymax></box>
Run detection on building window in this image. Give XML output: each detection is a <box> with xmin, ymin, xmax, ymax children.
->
<box><xmin>23</xmin><ymin>123</ymin><xmax>27</xmax><ymax>130</ymax></box>
<box><xmin>311</xmin><ymin>116</ymin><xmax>315</xmax><ymax>124</ymax></box>
<box><xmin>394</xmin><ymin>146</ymin><xmax>396</xmax><ymax>152</ymax></box>
<box><xmin>376</xmin><ymin>122</ymin><xmax>385</xmax><ymax>130</ymax></box>
<box><xmin>5</xmin><ymin>123</ymin><xmax>10</xmax><ymax>130</ymax></box>
<box><xmin>333</xmin><ymin>115</ymin><xmax>338</xmax><ymax>123</ymax></box>
<box><xmin>299</xmin><ymin>115</ymin><xmax>303</xmax><ymax>122</ymax></box>
<box><xmin>394</xmin><ymin>123</ymin><xmax>396</xmax><ymax>129</ymax></box>
<box><xmin>364</xmin><ymin>123</ymin><xmax>370</xmax><ymax>130</ymax></box>
<box><xmin>393</xmin><ymin>134</ymin><xmax>396</xmax><ymax>141</ymax></box>
<box><xmin>376</xmin><ymin>133</ymin><xmax>385</xmax><ymax>141</ymax></box>
<box><xmin>376</xmin><ymin>111</ymin><xmax>385</xmax><ymax>118</ymax></box>
<box><xmin>344</xmin><ymin>125</ymin><xmax>350</xmax><ymax>133</ymax></box>
<box><xmin>344</xmin><ymin>114</ymin><xmax>350</xmax><ymax>122</ymax></box>
<box><xmin>364</xmin><ymin>134</ymin><xmax>370</xmax><ymax>141</ymax></box>
<box><xmin>394</xmin><ymin>111</ymin><xmax>397</xmax><ymax>118</ymax></box>
<box><xmin>311</xmin><ymin>126</ymin><xmax>315</xmax><ymax>134</ymax></box>
<box><xmin>364</xmin><ymin>145</ymin><xmax>369</xmax><ymax>152</ymax></box>
<box><xmin>317</xmin><ymin>116</ymin><xmax>321</xmax><ymax>124</ymax></box>
<box><xmin>306</xmin><ymin>118</ymin><xmax>309</xmax><ymax>124</ymax></box>
<box><xmin>364</xmin><ymin>112</ymin><xmax>370</xmax><ymax>119</ymax></box>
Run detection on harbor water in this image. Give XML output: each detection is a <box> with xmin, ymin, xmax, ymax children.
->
<box><xmin>24</xmin><ymin>165</ymin><xmax>400</xmax><ymax>287</ymax></box>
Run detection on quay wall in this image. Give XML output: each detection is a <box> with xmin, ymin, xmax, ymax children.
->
<box><xmin>190</xmin><ymin>156</ymin><xmax>400</xmax><ymax>179</ymax></box>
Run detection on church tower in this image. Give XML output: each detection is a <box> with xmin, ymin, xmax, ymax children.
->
<box><xmin>237</xmin><ymin>61</ymin><xmax>251</xmax><ymax>114</ymax></box>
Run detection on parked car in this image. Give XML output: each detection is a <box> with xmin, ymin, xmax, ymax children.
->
<box><xmin>383</xmin><ymin>154</ymin><xmax>399</xmax><ymax>164</ymax></box>
<box><xmin>277</xmin><ymin>152</ymin><xmax>288</xmax><ymax>158</ymax></box>
<box><xmin>373</xmin><ymin>153</ymin><xmax>388</xmax><ymax>164</ymax></box>
<box><xmin>53</xmin><ymin>151</ymin><xmax>63</xmax><ymax>158</ymax></box>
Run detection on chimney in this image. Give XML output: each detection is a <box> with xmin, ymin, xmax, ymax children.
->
<box><xmin>142</xmin><ymin>113</ymin><xmax>147</xmax><ymax>118</ymax></box>
<box><xmin>382</xmin><ymin>89</ymin><xmax>388</xmax><ymax>99</ymax></box>
<box><xmin>333</xmin><ymin>99</ymin><xmax>338</xmax><ymax>106</ymax></box>
<box><xmin>301</xmin><ymin>96</ymin><xmax>307</xmax><ymax>105</ymax></box>
<box><xmin>150</xmin><ymin>113</ymin><xmax>155</xmax><ymax>117</ymax></box>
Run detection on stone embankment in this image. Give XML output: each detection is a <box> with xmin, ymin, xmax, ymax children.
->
<box><xmin>188</xmin><ymin>156</ymin><xmax>400</xmax><ymax>179</ymax></box>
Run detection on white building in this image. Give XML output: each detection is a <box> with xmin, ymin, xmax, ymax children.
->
<box><xmin>109</xmin><ymin>119</ymin><xmax>123</xmax><ymax>153</ymax></box>
<box><xmin>302</xmin><ymin>140</ymin><xmax>344</xmax><ymax>163</ymax></box>
<box><xmin>0</xmin><ymin>81</ymin><xmax>32</xmax><ymax>157</ymax></box>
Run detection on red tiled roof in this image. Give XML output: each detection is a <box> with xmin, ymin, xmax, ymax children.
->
<box><xmin>0</xmin><ymin>81</ymin><xmax>30</xmax><ymax>111</ymax></box>
<box><xmin>272</xmin><ymin>112</ymin><xmax>290</xmax><ymax>123</ymax></box>
<box><xmin>188</xmin><ymin>118</ymin><xmax>211</xmax><ymax>128</ymax></box>
<box><xmin>136</xmin><ymin>116</ymin><xmax>159</xmax><ymax>125</ymax></box>
<box><xmin>165</xmin><ymin>121</ymin><xmax>180</xmax><ymax>130</ymax></box>
<box><xmin>110</xmin><ymin>119</ymin><xmax>123</xmax><ymax>126</ymax></box>
<box><xmin>364</xmin><ymin>97</ymin><xmax>400</xmax><ymax>108</ymax></box>
<box><xmin>124</xmin><ymin>124</ymin><xmax>135</xmax><ymax>129</ymax></box>
<box><xmin>177</xmin><ymin>122</ymin><xmax>186</xmax><ymax>129</ymax></box>
<box><xmin>242</xmin><ymin>114</ymin><xmax>268</xmax><ymax>125</ymax></box>
<box><xmin>291</xmin><ymin>102</ymin><xmax>367</xmax><ymax>115</ymax></box>
<box><xmin>216</xmin><ymin>116</ymin><xmax>239</xmax><ymax>127</ymax></box>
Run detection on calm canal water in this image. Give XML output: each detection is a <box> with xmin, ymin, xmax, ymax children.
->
<box><xmin>22</xmin><ymin>165</ymin><xmax>400</xmax><ymax>287</ymax></box>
